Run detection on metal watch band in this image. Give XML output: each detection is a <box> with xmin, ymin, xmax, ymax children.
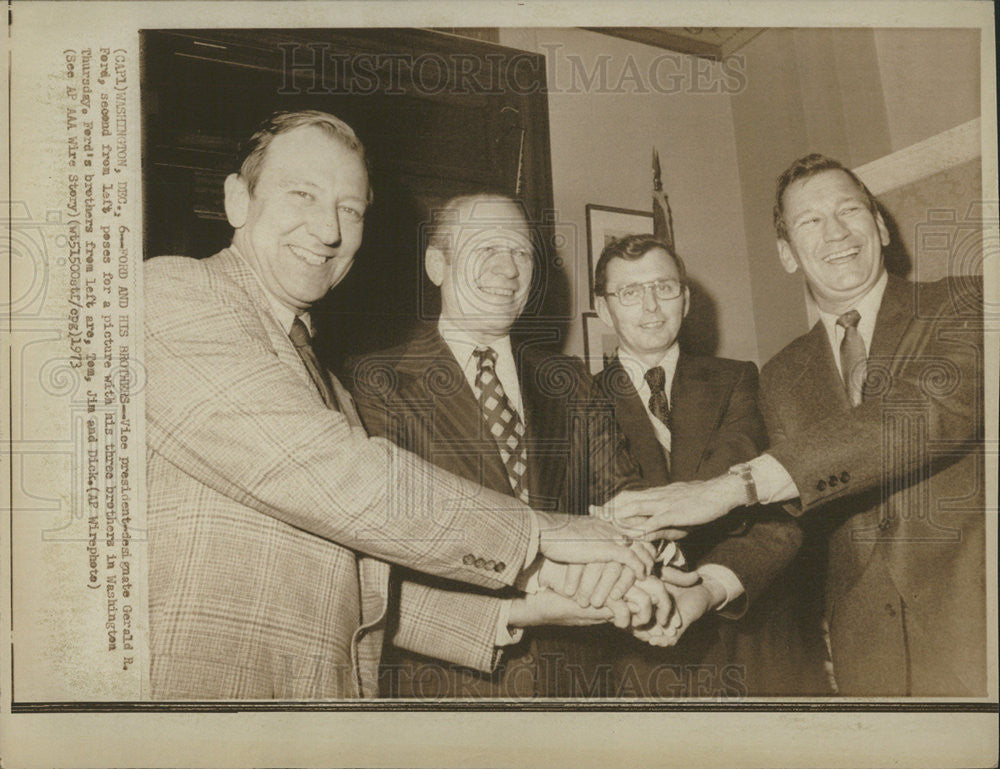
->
<box><xmin>728</xmin><ymin>463</ymin><xmax>759</xmax><ymax>506</ymax></box>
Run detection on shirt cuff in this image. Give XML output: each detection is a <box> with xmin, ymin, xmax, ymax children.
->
<box><xmin>696</xmin><ymin>564</ymin><xmax>745</xmax><ymax>611</ymax></box>
<box><xmin>749</xmin><ymin>453</ymin><xmax>799</xmax><ymax>504</ymax></box>
<box><xmin>495</xmin><ymin>599</ymin><xmax>524</xmax><ymax>646</ymax></box>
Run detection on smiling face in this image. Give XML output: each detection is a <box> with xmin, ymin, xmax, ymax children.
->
<box><xmin>225</xmin><ymin>124</ymin><xmax>370</xmax><ymax>313</ymax></box>
<box><xmin>595</xmin><ymin>247</ymin><xmax>689</xmax><ymax>368</ymax></box>
<box><xmin>777</xmin><ymin>168</ymin><xmax>889</xmax><ymax>313</ymax></box>
<box><xmin>426</xmin><ymin>197</ymin><xmax>534</xmax><ymax>344</ymax></box>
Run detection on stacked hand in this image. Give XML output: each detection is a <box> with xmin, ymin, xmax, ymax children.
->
<box><xmin>514</xmin><ymin>510</ymin><xmax>727</xmax><ymax>646</ymax></box>
<box><xmin>590</xmin><ymin>475</ymin><xmax>744</xmax><ymax>540</ymax></box>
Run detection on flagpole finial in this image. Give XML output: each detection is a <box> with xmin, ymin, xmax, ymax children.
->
<box><xmin>652</xmin><ymin>148</ymin><xmax>662</xmax><ymax>192</ymax></box>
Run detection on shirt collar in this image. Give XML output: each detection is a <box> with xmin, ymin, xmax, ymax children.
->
<box><xmin>437</xmin><ymin>317</ymin><xmax>513</xmax><ymax>369</ymax></box>
<box><xmin>231</xmin><ymin>243</ymin><xmax>312</xmax><ymax>336</ymax></box>
<box><xmin>617</xmin><ymin>343</ymin><xmax>681</xmax><ymax>399</ymax></box>
<box><xmin>817</xmin><ymin>269</ymin><xmax>888</xmax><ymax>353</ymax></box>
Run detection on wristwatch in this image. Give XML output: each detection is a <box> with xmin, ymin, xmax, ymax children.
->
<box><xmin>728</xmin><ymin>462</ymin><xmax>759</xmax><ymax>506</ymax></box>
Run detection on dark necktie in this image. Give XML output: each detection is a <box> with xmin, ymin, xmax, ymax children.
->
<box><xmin>473</xmin><ymin>347</ymin><xmax>529</xmax><ymax>504</ymax></box>
<box><xmin>644</xmin><ymin>365</ymin><xmax>672</xmax><ymax>471</ymax></box>
<box><xmin>837</xmin><ymin>309</ymin><xmax>866</xmax><ymax>407</ymax></box>
<box><xmin>289</xmin><ymin>316</ymin><xmax>340</xmax><ymax>411</ymax></box>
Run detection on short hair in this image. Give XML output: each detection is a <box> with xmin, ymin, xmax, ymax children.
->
<box><xmin>424</xmin><ymin>192</ymin><xmax>527</xmax><ymax>259</ymax></box>
<box><xmin>593</xmin><ymin>234</ymin><xmax>686</xmax><ymax>297</ymax></box>
<box><xmin>235</xmin><ymin>110</ymin><xmax>373</xmax><ymax>203</ymax></box>
<box><xmin>773</xmin><ymin>153</ymin><xmax>878</xmax><ymax>241</ymax></box>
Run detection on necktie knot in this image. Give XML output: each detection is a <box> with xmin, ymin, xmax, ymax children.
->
<box><xmin>644</xmin><ymin>365</ymin><xmax>667</xmax><ymax>393</ymax></box>
<box><xmin>837</xmin><ymin>309</ymin><xmax>861</xmax><ymax>330</ymax></box>
<box><xmin>473</xmin><ymin>346</ymin><xmax>499</xmax><ymax>371</ymax></box>
<box><xmin>289</xmin><ymin>316</ymin><xmax>312</xmax><ymax>349</ymax></box>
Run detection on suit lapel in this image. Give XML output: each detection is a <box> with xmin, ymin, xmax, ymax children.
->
<box><xmin>602</xmin><ymin>357</ymin><xmax>670</xmax><ymax>486</ymax></box>
<box><xmin>213</xmin><ymin>247</ymin><xmax>321</xmax><ymax>396</ymax></box>
<box><xmin>867</xmin><ymin>275</ymin><xmax>914</xmax><ymax>377</ymax></box>
<box><xmin>669</xmin><ymin>354</ymin><xmax>728</xmax><ymax>481</ymax></box>
<box><xmin>792</xmin><ymin>321</ymin><xmax>852</xmax><ymax>413</ymax></box>
<box><xmin>395</xmin><ymin>330</ymin><xmax>512</xmax><ymax>496</ymax></box>
<box><xmin>518</xmin><ymin>350</ymin><xmax>566</xmax><ymax>512</ymax></box>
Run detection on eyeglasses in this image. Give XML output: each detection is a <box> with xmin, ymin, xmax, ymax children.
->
<box><xmin>603</xmin><ymin>279</ymin><xmax>683</xmax><ymax>306</ymax></box>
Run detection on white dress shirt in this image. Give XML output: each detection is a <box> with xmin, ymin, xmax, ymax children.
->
<box><xmin>438</xmin><ymin>319</ymin><xmax>524</xmax><ymax>418</ymax></box>
<box><xmin>617</xmin><ymin>345</ymin><xmax>679</xmax><ymax>458</ymax></box>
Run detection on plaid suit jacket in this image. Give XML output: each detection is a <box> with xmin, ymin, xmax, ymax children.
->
<box><xmin>761</xmin><ymin>275</ymin><xmax>985</xmax><ymax>696</ymax></box>
<box><xmin>143</xmin><ymin>248</ymin><xmax>534</xmax><ymax>699</ymax></box>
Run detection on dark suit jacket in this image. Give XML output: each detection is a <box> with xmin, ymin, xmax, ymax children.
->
<box><xmin>590</xmin><ymin>353</ymin><xmax>822</xmax><ymax>696</ymax></box>
<box><xmin>350</xmin><ymin>329</ymin><xmax>598</xmax><ymax>697</ymax></box>
<box><xmin>761</xmin><ymin>275</ymin><xmax>985</xmax><ymax>696</ymax></box>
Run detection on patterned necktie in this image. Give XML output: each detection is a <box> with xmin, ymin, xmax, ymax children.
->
<box><xmin>289</xmin><ymin>316</ymin><xmax>340</xmax><ymax>411</ymax></box>
<box><xmin>644</xmin><ymin>365</ymin><xmax>672</xmax><ymax>471</ymax></box>
<box><xmin>837</xmin><ymin>309</ymin><xmax>866</xmax><ymax>407</ymax></box>
<box><xmin>473</xmin><ymin>347</ymin><xmax>530</xmax><ymax>504</ymax></box>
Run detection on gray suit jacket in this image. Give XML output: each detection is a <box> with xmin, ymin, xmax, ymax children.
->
<box><xmin>761</xmin><ymin>275</ymin><xmax>985</xmax><ymax>696</ymax></box>
<box><xmin>144</xmin><ymin>248</ymin><xmax>535</xmax><ymax>698</ymax></box>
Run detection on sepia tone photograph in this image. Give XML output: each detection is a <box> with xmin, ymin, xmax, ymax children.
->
<box><xmin>3</xmin><ymin>2</ymin><xmax>997</xmax><ymax>767</ymax></box>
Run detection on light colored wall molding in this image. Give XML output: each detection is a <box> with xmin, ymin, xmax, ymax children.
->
<box><xmin>853</xmin><ymin>118</ymin><xmax>981</xmax><ymax>195</ymax></box>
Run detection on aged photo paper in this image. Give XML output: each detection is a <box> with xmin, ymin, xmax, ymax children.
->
<box><xmin>3</xmin><ymin>1</ymin><xmax>997</xmax><ymax>767</ymax></box>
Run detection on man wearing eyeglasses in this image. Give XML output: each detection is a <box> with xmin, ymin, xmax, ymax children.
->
<box><xmin>591</xmin><ymin>234</ymin><xmax>821</xmax><ymax>695</ymax></box>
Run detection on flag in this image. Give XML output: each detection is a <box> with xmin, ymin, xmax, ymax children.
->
<box><xmin>652</xmin><ymin>148</ymin><xmax>675</xmax><ymax>252</ymax></box>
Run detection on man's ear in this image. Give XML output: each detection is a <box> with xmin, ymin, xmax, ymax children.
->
<box><xmin>876</xmin><ymin>210</ymin><xmax>890</xmax><ymax>247</ymax></box>
<box><xmin>682</xmin><ymin>284</ymin><xmax>691</xmax><ymax>318</ymax></box>
<box><xmin>595</xmin><ymin>295</ymin><xmax>613</xmax><ymax>329</ymax></box>
<box><xmin>224</xmin><ymin>173</ymin><xmax>250</xmax><ymax>229</ymax></box>
<box><xmin>424</xmin><ymin>246</ymin><xmax>446</xmax><ymax>287</ymax></box>
<box><xmin>777</xmin><ymin>239</ymin><xmax>799</xmax><ymax>274</ymax></box>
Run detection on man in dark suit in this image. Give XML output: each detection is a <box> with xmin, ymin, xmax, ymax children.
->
<box><xmin>606</xmin><ymin>155</ymin><xmax>985</xmax><ymax>696</ymax></box>
<box><xmin>590</xmin><ymin>234</ymin><xmax>818</xmax><ymax>696</ymax></box>
<box><xmin>350</xmin><ymin>195</ymin><xmax>673</xmax><ymax>697</ymax></box>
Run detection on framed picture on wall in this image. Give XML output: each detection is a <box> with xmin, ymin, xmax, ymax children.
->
<box><xmin>585</xmin><ymin>204</ymin><xmax>654</xmax><ymax>308</ymax></box>
<box><xmin>582</xmin><ymin>312</ymin><xmax>619</xmax><ymax>375</ymax></box>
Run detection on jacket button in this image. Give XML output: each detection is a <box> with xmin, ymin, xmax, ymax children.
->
<box><xmin>840</xmin><ymin>471</ymin><xmax>850</xmax><ymax>483</ymax></box>
<box><xmin>484</xmin><ymin>560</ymin><xmax>496</xmax><ymax>571</ymax></box>
<box><xmin>463</xmin><ymin>554</ymin><xmax>475</xmax><ymax>566</ymax></box>
<box><xmin>494</xmin><ymin>561</ymin><xmax>506</xmax><ymax>573</ymax></box>
<box><xmin>522</xmin><ymin>654</ymin><xmax>534</xmax><ymax>665</ymax></box>
<box><xmin>885</xmin><ymin>602</ymin><xmax>896</xmax><ymax>617</ymax></box>
<box><xmin>828</xmin><ymin>475</ymin><xmax>838</xmax><ymax>487</ymax></box>
<box><xmin>878</xmin><ymin>519</ymin><xmax>891</xmax><ymax>531</ymax></box>
<box><xmin>816</xmin><ymin>479</ymin><xmax>827</xmax><ymax>491</ymax></box>
<box><xmin>475</xmin><ymin>557</ymin><xmax>486</xmax><ymax>569</ymax></box>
